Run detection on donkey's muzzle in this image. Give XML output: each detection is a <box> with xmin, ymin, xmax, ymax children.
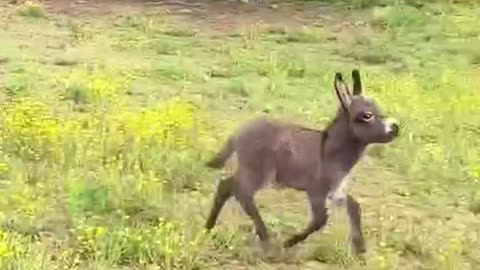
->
<box><xmin>390</xmin><ymin>123</ymin><xmax>399</xmax><ymax>137</ymax></box>
<box><xmin>384</xmin><ymin>118</ymin><xmax>399</xmax><ymax>138</ymax></box>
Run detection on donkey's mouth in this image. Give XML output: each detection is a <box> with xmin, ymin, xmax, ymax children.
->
<box><xmin>376</xmin><ymin>131</ymin><xmax>398</xmax><ymax>144</ymax></box>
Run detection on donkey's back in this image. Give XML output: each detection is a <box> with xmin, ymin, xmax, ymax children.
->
<box><xmin>207</xmin><ymin>117</ymin><xmax>322</xmax><ymax>190</ymax></box>
<box><xmin>206</xmin><ymin>117</ymin><xmax>324</xmax><ymax>189</ymax></box>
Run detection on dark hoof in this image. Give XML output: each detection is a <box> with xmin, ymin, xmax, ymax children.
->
<box><xmin>352</xmin><ymin>237</ymin><xmax>366</xmax><ymax>255</ymax></box>
<box><xmin>205</xmin><ymin>158</ymin><xmax>223</xmax><ymax>169</ymax></box>
<box><xmin>204</xmin><ymin>221</ymin><xmax>214</xmax><ymax>231</ymax></box>
<box><xmin>283</xmin><ymin>237</ymin><xmax>300</xmax><ymax>248</ymax></box>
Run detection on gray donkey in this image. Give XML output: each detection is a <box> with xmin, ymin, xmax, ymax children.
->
<box><xmin>204</xmin><ymin>70</ymin><xmax>399</xmax><ymax>254</ymax></box>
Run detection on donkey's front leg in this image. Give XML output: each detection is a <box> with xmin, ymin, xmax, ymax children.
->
<box><xmin>346</xmin><ymin>194</ymin><xmax>366</xmax><ymax>254</ymax></box>
<box><xmin>283</xmin><ymin>190</ymin><xmax>329</xmax><ymax>248</ymax></box>
<box><xmin>325</xmin><ymin>191</ymin><xmax>366</xmax><ymax>255</ymax></box>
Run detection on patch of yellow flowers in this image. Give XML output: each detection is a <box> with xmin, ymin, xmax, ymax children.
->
<box><xmin>0</xmin><ymin>97</ymin><xmax>59</xmax><ymax>161</ymax></box>
<box><xmin>0</xmin><ymin>95</ymin><xmax>209</xmax><ymax>166</ymax></box>
<box><xmin>70</xmin><ymin>219</ymin><xmax>208</xmax><ymax>267</ymax></box>
<box><xmin>118</xmin><ymin>98</ymin><xmax>204</xmax><ymax>150</ymax></box>
<box><xmin>0</xmin><ymin>230</ymin><xmax>23</xmax><ymax>265</ymax></box>
<box><xmin>58</xmin><ymin>66</ymin><xmax>132</xmax><ymax>108</ymax></box>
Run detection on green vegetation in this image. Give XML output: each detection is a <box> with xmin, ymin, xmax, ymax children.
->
<box><xmin>0</xmin><ymin>0</ymin><xmax>479</xmax><ymax>269</ymax></box>
<box><xmin>16</xmin><ymin>1</ymin><xmax>47</xmax><ymax>18</ymax></box>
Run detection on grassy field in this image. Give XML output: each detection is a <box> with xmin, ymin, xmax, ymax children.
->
<box><xmin>0</xmin><ymin>0</ymin><xmax>479</xmax><ymax>269</ymax></box>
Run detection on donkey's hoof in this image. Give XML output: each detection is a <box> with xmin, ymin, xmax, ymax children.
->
<box><xmin>353</xmin><ymin>246</ymin><xmax>367</xmax><ymax>255</ymax></box>
<box><xmin>258</xmin><ymin>241</ymin><xmax>274</xmax><ymax>259</ymax></box>
<box><xmin>352</xmin><ymin>237</ymin><xmax>366</xmax><ymax>255</ymax></box>
<box><xmin>353</xmin><ymin>243</ymin><xmax>367</xmax><ymax>265</ymax></box>
<box><xmin>355</xmin><ymin>247</ymin><xmax>367</xmax><ymax>255</ymax></box>
<box><xmin>283</xmin><ymin>236</ymin><xmax>301</xmax><ymax>248</ymax></box>
<box><xmin>259</xmin><ymin>240</ymin><xmax>273</xmax><ymax>252</ymax></box>
<box><xmin>260</xmin><ymin>241</ymin><xmax>283</xmax><ymax>261</ymax></box>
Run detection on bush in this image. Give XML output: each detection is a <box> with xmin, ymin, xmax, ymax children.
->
<box><xmin>16</xmin><ymin>1</ymin><xmax>46</xmax><ymax>18</ymax></box>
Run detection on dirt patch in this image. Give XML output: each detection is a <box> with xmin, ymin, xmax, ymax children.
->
<box><xmin>40</xmin><ymin>0</ymin><xmax>356</xmax><ymax>33</ymax></box>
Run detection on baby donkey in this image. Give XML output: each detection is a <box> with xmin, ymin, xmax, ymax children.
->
<box><xmin>204</xmin><ymin>70</ymin><xmax>399</xmax><ymax>254</ymax></box>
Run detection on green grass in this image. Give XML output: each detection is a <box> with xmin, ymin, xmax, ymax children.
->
<box><xmin>0</xmin><ymin>1</ymin><xmax>480</xmax><ymax>269</ymax></box>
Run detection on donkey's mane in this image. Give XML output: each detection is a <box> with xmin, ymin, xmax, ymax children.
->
<box><xmin>319</xmin><ymin>108</ymin><xmax>349</xmax><ymax>153</ymax></box>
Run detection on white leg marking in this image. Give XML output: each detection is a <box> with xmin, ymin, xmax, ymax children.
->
<box><xmin>326</xmin><ymin>179</ymin><xmax>349</xmax><ymax>215</ymax></box>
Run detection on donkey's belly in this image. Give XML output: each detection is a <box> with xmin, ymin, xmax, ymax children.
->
<box><xmin>274</xmin><ymin>170</ymin><xmax>313</xmax><ymax>191</ymax></box>
<box><xmin>272</xmin><ymin>138</ymin><xmax>320</xmax><ymax>191</ymax></box>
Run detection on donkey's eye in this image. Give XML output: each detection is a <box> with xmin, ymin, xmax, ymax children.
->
<box><xmin>359</xmin><ymin>112</ymin><xmax>374</xmax><ymax>122</ymax></box>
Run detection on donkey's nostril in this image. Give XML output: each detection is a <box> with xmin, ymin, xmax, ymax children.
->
<box><xmin>390</xmin><ymin>123</ymin><xmax>399</xmax><ymax>136</ymax></box>
<box><xmin>384</xmin><ymin>118</ymin><xmax>399</xmax><ymax>137</ymax></box>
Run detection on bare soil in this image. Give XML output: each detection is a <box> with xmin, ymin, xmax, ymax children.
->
<box><xmin>38</xmin><ymin>0</ymin><xmax>359</xmax><ymax>33</ymax></box>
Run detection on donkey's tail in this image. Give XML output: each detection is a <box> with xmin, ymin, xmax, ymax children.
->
<box><xmin>205</xmin><ymin>136</ymin><xmax>235</xmax><ymax>169</ymax></box>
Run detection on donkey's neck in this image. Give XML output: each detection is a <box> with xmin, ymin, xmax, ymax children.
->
<box><xmin>322</xmin><ymin>111</ymin><xmax>367</xmax><ymax>173</ymax></box>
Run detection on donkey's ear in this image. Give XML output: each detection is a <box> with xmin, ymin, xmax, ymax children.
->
<box><xmin>334</xmin><ymin>72</ymin><xmax>352</xmax><ymax>111</ymax></box>
<box><xmin>352</xmin><ymin>69</ymin><xmax>362</xmax><ymax>95</ymax></box>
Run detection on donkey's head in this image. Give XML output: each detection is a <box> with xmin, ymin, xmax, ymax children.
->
<box><xmin>333</xmin><ymin>70</ymin><xmax>399</xmax><ymax>144</ymax></box>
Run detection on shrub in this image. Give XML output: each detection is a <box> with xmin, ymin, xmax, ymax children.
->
<box><xmin>372</xmin><ymin>4</ymin><xmax>428</xmax><ymax>30</ymax></box>
<box><xmin>16</xmin><ymin>1</ymin><xmax>46</xmax><ymax>18</ymax></box>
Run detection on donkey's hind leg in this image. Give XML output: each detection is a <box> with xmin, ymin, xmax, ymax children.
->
<box><xmin>235</xmin><ymin>191</ymin><xmax>269</xmax><ymax>242</ymax></box>
<box><xmin>233</xmin><ymin>169</ymin><xmax>270</xmax><ymax>243</ymax></box>
<box><xmin>205</xmin><ymin>176</ymin><xmax>234</xmax><ymax>230</ymax></box>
